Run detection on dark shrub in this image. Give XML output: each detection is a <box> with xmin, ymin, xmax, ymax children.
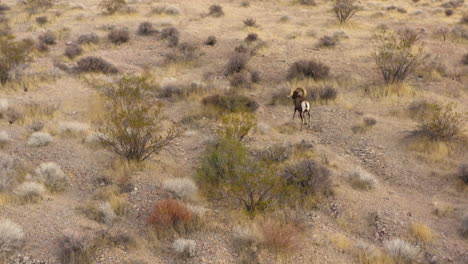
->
<box><xmin>441</xmin><ymin>0</ymin><xmax>464</xmax><ymax>9</ymax></box>
<box><xmin>445</xmin><ymin>9</ymin><xmax>454</xmax><ymax>16</ymax></box>
<box><xmin>241</xmin><ymin>1</ymin><xmax>250</xmax><ymax>7</ymax></box>
<box><xmin>35</xmin><ymin>40</ymin><xmax>49</xmax><ymax>52</ymax></box>
<box><xmin>202</xmin><ymin>94</ymin><xmax>259</xmax><ymax>112</ymax></box>
<box><xmin>318</xmin><ymin>35</ymin><xmax>338</xmax><ymax>47</ymax></box>
<box><xmin>38</xmin><ymin>31</ymin><xmax>56</xmax><ymax>45</ymax></box>
<box><xmin>208</xmin><ymin>4</ymin><xmax>224</xmax><ymax>17</ymax></box>
<box><xmin>35</xmin><ymin>16</ymin><xmax>48</xmax><ymax>25</ymax></box>
<box><xmin>459</xmin><ymin>164</ymin><xmax>468</xmax><ymax>184</ymax></box>
<box><xmin>462</xmin><ymin>53</ymin><xmax>468</xmax><ymax>65</ymax></box>
<box><xmin>363</xmin><ymin>117</ymin><xmax>377</xmax><ymax>126</ymax></box>
<box><xmin>64</xmin><ymin>43</ymin><xmax>83</xmax><ymax>59</ymax></box>
<box><xmin>461</xmin><ymin>13</ymin><xmax>468</xmax><ymax>24</ymax></box>
<box><xmin>309</xmin><ymin>86</ymin><xmax>338</xmax><ymax>101</ymax></box>
<box><xmin>77</xmin><ymin>33</ymin><xmax>99</xmax><ymax>45</ymax></box>
<box><xmin>204</xmin><ymin>35</ymin><xmax>216</xmax><ymax>46</ymax></box>
<box><xmin>287</xmin><ymin>60</ymin><xmax>330</xmax><ymax>80</ymax></box>
<box><xmin>0</xmin><ymin>4</ymin><xmax>10</xmax><ymax>12</ymax></box>
<box><xmin>299</xmin><ymin>0</ymin><xmax>316</xmax><ymax>5</ymax></box>
<box><xmin>100</xmin><ymin>0</ymin><xmax>127</xmax><ymax>15</ymax></box>
<box><xmin>164</xmin><ymin>42</ymin><xmax>200</xmax><ymax>64</ymax></box>
<box><xmin>245</xmin><ymin>33</ymin><xmax>258</xmax><ymax>43</ymax></box>
<box><xmin>108</xmin><ymin>28</ymin><xmax>130</xmax><ymax>44</ymax></box>
<box><xmin>230</xmin><ymin>72</ymin><xmax>251</xmax><ymax>88</ymax></box>
<box><xmin>397</xmin><ymin>7</ymin><xmax>407</xmax><ymax>13</ymax></box>
<box><xmin>333</xmin><ymin>0</ymin><xmax>359</xmax><ymax>23</ymax></box>
<box><xmin>137</xmin><ymin>22</ymin><xmax>157</xmax><ymax>36</ymax></box>
<box><xmin>0</xmin><ymin>35</ymin><xmax>32</xmax><ymax>84</ymax></box>
<box><xmin>160</xmin><ymin>27</ymin><xmax>179</xmax><ymax>47</ymax></box>
<box><xmin>282</xmin><ymin>159</ymin><xmax>332</xmax><ymax>196</ymax></box>
<box><xmin>225</xmin><ymin>53</ymin><xmax>249</xmax><ymax>75</ymax></box>
<box><xmin>243</xmin><ymin>18</ymin><xmax>256</xmax><ymax>27</ymax></box>
<box><xmin>25</xmin><ymin>0</ymin><xmax>55</xmax><ymax>14</ymax></box>
<box><xmin>158</xmin><ymin>84</ymin><xmax>183</xmax><ymax>99</ymax></box>
<box><xmin>76</xmin><ymin>56</ymin><xmax>118</xmax><ymax>74</ymax></box>
<box><xmin>235</xmin><ymin>45</ymin><xmax>249</xmax><ymax>54</ymax></box>
<box><xmin>258</xmin><ymin>144</ymin><xmax>293</xmax><ymax>164</ymax></box>
<box><xmin>250</xmin><ymin>71</ymin><xmax>261</xmax><ymax>83</ymax></box>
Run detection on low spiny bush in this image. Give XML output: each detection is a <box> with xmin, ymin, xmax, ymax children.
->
<box><xmin>208</xmin><ymin>4</ymin><xmax>224</xmax><ymax>17</ymax></box>
<box><xmin>64</xmin><ymin>43</ymin><xmax>82</xmax><ymax>59</ymax></box>
<box><xmin>108</xmin><ymin>28</ymin><xmax>129</xmax><ymax>44</ymax></box>
<box><xmin>287</xmin><ymin>60</ymin><xmax>330</xmax><ymax>80</ymax></box>
<box><xmin>76</xmin><ymin>56</ymin><xmax>118</xmax><ymax>74</ymax></box>
<box><xmin>333</xmin><ymin>0</ymin><xmax>359</xmax><ymax>23</ymax></box>
<box><xmin>99</xmin><ymin>0</ymin><xmax>126</xmax><ymax>15</ymax></box>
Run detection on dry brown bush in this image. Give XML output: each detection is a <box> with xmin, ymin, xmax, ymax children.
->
<box><xmin>108</xmin><ymin>28</ymin><xmax>129</xmax><ymax>44</ymax></box>
<box><xmin>148</xmin><ymin>199</ymin><xmax>192</xmax><ymax>228</ymax></box>
<box><xmin>287</xmin><ymin>60</ymin><xmax>330</xmax><ymax>80</ymax></box>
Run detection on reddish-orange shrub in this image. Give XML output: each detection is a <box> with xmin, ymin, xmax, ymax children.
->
<box><xmin>259</xmin><ymin>219</ymin><xmax>300</xmax><ymax>253</ymax></box>
<box><xmin>148</xmin><ymin>199</ymin><xmax>192</xmax><ymax>227</ymax></box>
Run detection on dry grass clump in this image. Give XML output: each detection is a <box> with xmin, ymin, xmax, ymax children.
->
<box><xmin>27</xmin><ymin>132</ymin><xmax>52</xmax><ymax>147</ymax></box>
<box><xmin>383</xmin><ymin>239</ymin><xmax>418</xmax><ymax>263</ymax></box>
<box><xmin>24</xmin><ymin>0</ymin><xmax>54</xmax><ymax>14</ymax></box>
<box><xmin>0</xmin><ymin>131</ymin><xmax>10</xmax><ymax>147</ymax></box>
<box><xmin>35</xmin><ymin>16</ymin><xmax>48</xmax><ymax>25</ymax></box>
<box><xmin>172</xmin><ymin>238</ymin><xmax>196</xmax><ymax>258</ymax></box>
<box><xmin>64</xmin><ymin>43</ymin><xmax>82</xmax><ymax>59</ymax></box>
<box><xmin>411</xmin><ymin>223</ymin><xmax>433</xmax><ymax>242</ymax></box>
<box><xmin>348</xmin><ymin>168</ymin><xmax>377</xmax><ymax>190</ymax></box>
<box><xmin>162</xmin><ymin>178</ymin><xmax>198</xmax><ymax>202</ymax></box>
<box><xmin>77</xmin><ymin>33</ymin><xmax>99</xmax><ymax>45</ymax></box>
<box><xmin>258</xmin><ymin>144</ymin><xmax>293</xmax><ymax>164</ymax></box>
<box><xmin>318</xmin><ymin>35</ymin><xmax>338</xmax><ymax>47</ymax></box>
<box><xmin>76</xmin><ymin>56</ymin><xmax>118</xmax><ymax>74</ymax></box>
<box><xmin>229</xmin><ymin>72</ymin><xmax>251</xmax><ymax>88</ymax></box>
<box><xmin>225</xmin><ymin>53</ymin><xmax>249</xmax><ymax>76</ymax></box>
<box><xmin>100</xmin><ymin>0</ymin><xmax>127</xmax><ymax>15</ymax></box>
<box><xmin>208</xmin><ymin>4</ymin><xmax>224</xmax><ymax>17</ymax></box>
<box><xmin>0</xmin><ymin>35</ymin><xmax>33</xmax><ymax>84</ymax></box>
<box><xmin>150</xmin><ymin>5</ymin><xmax>181</xmax><ymax>16</ymax></box>
<box><xmin>0</xmin><ymin>219</ymin><xmax>24</xmax><ymax>255</ymax></box>
<box><xmin>445</xmin><ymin>9</ymin><xmax>454</xmax><ymax>16</ymax></box>
<box><xmin>243</xmin><ymin>18</ymin><xmax>257</xmax><ymax>27</ymax></box>
<box><xmin>373</xmin><ymin>28</ymin><xmax>423</xmax><ymax>85</ymax></box>
<box><xmin>352</xmin><ymin>116</ymin><xmax>377</xmax><ymax>134</ymax></box>
<box><xmin>333</xmin><ymin>0</ymin><xmax>359</xmax><ymax>23</ymax></box>
<box><xmin>160</xmin><ymin>27</ymin><xmax>179</xmax><ymax>47</ymax></box>
<box><xmin>79</xmin><ymin>201</ymin><xmax>116</xmax><ymax>224</ymax></box>
<box><xmin>38</xmin><ymin>31</ymin><xmax>56</xmax><ymax>45</ymax></box>
<box><xmin>35</xmin><ymin>162</ymin><xmax>68</xmax><ymax>192</ymax></box>
<box><xmin>97</xmin><ymin>75</ymin><xmax>179</xmax><ymax>161</ymax></box>
<box><xmin>259</xmin><ymin>218</ymin><xmax>301</xmax><ymax>254</ymax></box>
<box><xmin>13</xmin><ymin>182</ymin><xmax>45</xmax><ymax>203</ymax></box>
<box><xmin>458</xmin><ymin>164</ymin><xmax>468</xmax><ymax>184</ymax></box>
<box><xmin>287</xmin><ymin>60</ymin><xmax>330</xmax><ymax>80</ymax></box>
<box><xmin>108</xmin><ymin>28</ymin><xmax>129</xmax><ymax>44</ymax></box>
<box><xmin>204</xmin><ymin>35</ymin><xmax>216</xmax><ymax>46</ymax></box>
<box><xmin>413</xmin><ymin>103</ymin><xmax>463</xmax><ymax>141</ymax></box>
<box><xmin>202</xmin><ymin>93</ymin><xmax>259</xmax><ymax>113</ymax></box>
<box><xmin>270</xmin><ymin>87</ymin><xmax>290</xmax><ymax>106</ymax></box>
<box><xmin>0</xmin><ymin>4</ymin><xmax>10</xmax><ymax>12</ymax></box>
<box><xmin>137</xmin><ymin>22</ymin><xmax>158</xmax><ymax>36</ymax></box>
<box><xmin>308</xmin><ymin>86</ymin><xmax>338</xmax><ymax>102</ymax></box>
<box><xmin>164</xmin><ymin>42</ymin><xmax>201</xmax><ymax>65</ymax></box>
<box><xmin>148</xmin><ymin>199</ymin><xmax>193</xmax><ymax>229</ymax></box>
<box><xmin>59</xmin><ymin>229</ymin><xmax>96</xmax><ymax>264</ymax></box>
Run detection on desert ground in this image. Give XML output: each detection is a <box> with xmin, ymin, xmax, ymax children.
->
<box><xmin>0</xmin><ymin>0</ymin><xmax>467</xmax><ymax>263</ymax></box>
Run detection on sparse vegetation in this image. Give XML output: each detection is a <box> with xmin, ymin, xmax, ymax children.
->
<box><xmin>217</xmin><ymin>112</ymin><xmax>256</xmax><ymax>142</ymax></box>
<box><xmin>163</xmin><ymin>178</ymin><xmax>198</xmax><ymax>202</ymax></box>
<box><xmin>411</xmin><ymin>223</ymin><xmax>433</xmax><ymax>242</ymax></box>
<box><xmin>28</xmin><ymin>132</ymin><xmax>52</xmax><ymax>147</ymax></box>
<box><xmin>287</xmin><ymin>60</ymin><xmax>330</xmax><ymax>80</ymax></box>
<box><xmin>0</xmin><ymin>131</ymin><xmax>9</xmax><ymax>147</ymax></box>
<box><xmin>172</xmin><ymin>238</ymin><xmax>196</xmax><ymax>258</ymax></box>
<box><xmin>208</xmin><ymin>4</ymin><xmax>224</xmax><ymax>17</ymax></box>
<box><xmin>13</xmin><ymin>182</ymin><xmax>45</xmax><ymax>203</ymax></box>
<box><xmin>414</xmin><ymin>103</ymin><xmax>463</xmax><ymax>141</ymax></box>
<box><xmin>204</xmin><ymin>35</ymin><xmax>216</xmax><ymax>46</ymax></box>
<box><xmin>462</xmin><ymin>214</ymin><xmax>468</xmax><ymax>238</ymax></box>
<box><xmin>225</xmin><ymin>53</ymin><xmax>249</xmax><ymax>75</ymax></box>
<box><xmin>243</xmin><ymin>18</ymin><xmax>257</xmax><ymax>27</ymax></box>
<box><xmin>59</xmin><ymin>229</ymin><xmax>96</xmax><ymax>264</ymax></box>
<box><xmin>0</xmin><ymin>35</ymin><xmax>32</xmax><ymax>84</ymax></box>
<box><xmin>108</xmin><ymin>28</ymin><xmax>130</xmax><ymax>44</ymax></box>
<box><xmin>137</xmin><ymin>22</ymin><xmax>157</xmax><ymax>36</ymax></box>
<box><xmin>76</xmin><ymin>56</ymin><xmax>118</xmax><ymax>74</ymax></box>
<box><xmin>160</xmin><ymin>27</ymin><xmax>179</xmax><ymax>47</ymax></box>
<box><xmin>98</xmin><ymin>75</ymin><xmax>179</xmax><ymax>161</ymax></box>
<box><xmin>35</xmin><ymin>162</ymin><xmax>68</xmax><ymax>192</ymax></box>
<box><xmin>64</xmin><ymin>43</ymin><xmax>83</xmax><ymax>59</ymax></box>
<box><xmin>348</xmin><ymin>168</ymin><xmax>377</xmax><ymax>190</ymax></box>
<box><xmin>24</xmin><ymin>0</ymin><xmax>55</xmax><ymax>14</ymax></box>
<box><xmin>383</xmin><ymin>239</ymin><xmax>418</xmax><ymax>263</ymax></box>
<box><xmin>333</xmin><ymin>0</ymin><xmax>359</xmax><ymax>23</ymax></box>
<box><xmin>202</xmin><ymin>93</ymin><xmax>259</xmax><ymax>113</ymax></box>
<box><xmin>35</xmin><ymin>16</ymin><xmax>48</xmax><ymax>25</ymax></box>
<box><xmin>0</xmin><ymin>219</ymin><xmax>24</xmax><ymax>255</ymax></box>
<box><xmin>99</xmin><ymin>0</ymin><xmax>126</xmax><ymax>15</ymax></box>
<box><xmin>458</xmin><ymin>164</ymin><xmax>468</xmax><ymax>184</ymax></box>
<box><xmin>77</xmin><ymin>33</ymin><xmax>99</xmax><ymax>45</ymax></box>
<box><xmin>38</xmin><ymin>31</ymin><xmax>56</xmax><ymax>45</ymax></box>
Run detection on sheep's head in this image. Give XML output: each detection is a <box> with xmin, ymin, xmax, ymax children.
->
<box><xmin>289</xmin><ymin>87</ymin><xmax>306</xmax><ymax>99</ymax></box>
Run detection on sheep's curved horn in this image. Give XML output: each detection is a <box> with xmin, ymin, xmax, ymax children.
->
<box><xmin>296</xmin><ymin>87</ymin><xmax>307</xmax><ymax>97</ymax></box>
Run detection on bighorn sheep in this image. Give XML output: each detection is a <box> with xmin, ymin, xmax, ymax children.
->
<box><xmin>289</xmin><ymin>87</ymin><xmax>311</xmax><ymax>130</ymax></box>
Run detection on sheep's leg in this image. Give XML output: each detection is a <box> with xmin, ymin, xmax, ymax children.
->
<box><xmin>292</xmin><ymin>110</ymin><xmax>296</xmax><ymax>120</ymax></box>
<box><xmin>308</xmin><ymin>111</ymin><xmax>311</xmax><ymax>127</ymax></box>
<box><xmin>300</xmin><ymin>112</ymin><xmax>304</xmax><ymax>130</ymax></box>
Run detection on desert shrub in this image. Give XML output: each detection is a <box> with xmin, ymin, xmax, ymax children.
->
<box><xmin>38</xmin><ymin>31</ymin><xmax>56</xmax><ymax>45</ymax></box>
<box><xmin>208</xmin><ymin>4</ymin><xmax>224</xmax><ymax>17</ymax></box>
<box><xmin>243</xmin><ymin>18</ymin><xmax>257</xmax><ymax>27</ymax></box>
<box><xmin>137</xmin><ymin>22</ymin><xmax>157</xmax><ymax>36</ymax></box>
<box><xmin>383</xmin><ymin>239</ymin><xmax>418</xmax><ymax>263</ymax></box>
<box><xmin>172</xmin><ymin>239</ymin><xmax>196</xmax><ymax>257</ymax></box>
<box><xmin>98</xmin><ymin>76</ymin><xmax>179</xmax><ymax>161</ymax></box>
<box><xmin>35</xmin><ymin>162</ymin><xmax>68</xmax><ymax>192</ymax></box>
<box><xmin>396</xmin><ymin>7</ymin><xmax>407</xmax><ymax>13</ymax></box>
<box><xmin>204</xmin><ymin>35</ymin><xmax>216</xmax><ymax>46</ymax></box>
<box><xmin>0</xmin><ymin>219</ymin><xmax>24</xmax><ymax>255</ymax></box>
<box><xmin>408</xmin><ymin>100</ymin><xmax>439</xmax><ymax>121</ymax></box>
<box><xmin>148</xmin><ymin>199</ymin><xmax>192</xmax><ymax>228</ymax></box>
<box><xmin>108</xmin><ymin>28</ymin><xmax>129</xmax><ymax>44</ymax></box>
<box><xmin>79</xmin><ymin>201</ymin><xmax>115</xmax><ymax>224</ymax></box>
<box><xmin>415</xmin><ymin>103</ymin><xmax>463</xmax><ymax>141</ymax></box>
<box><xmin>445</xmin><ymin>9</ymin><xmax>454</xmax><ymax>16</ymax></box>
<box><xmin>309</xmin><ymin>86</ymin><xmax>338</xmax><ymax>101</ymax></box>
<box><xmin>197</xmin><ymin>139</ymin><xmax>282</xmax><ymax>213</ymax></box>
<box><xmin>0</xmin><ymin>35</ymin><xmax>32</xmax><ymax>84</ymax></box>
<box><xmin>270</xmin><ymin>87</ymin><xmax>290</xmax><ymax>106</ymax></box>
<box><xmin>287</xmin><ymin>60</ymin><xmax>330</xmax><ymax>80</ymax></box>
<box><xmin>76</xmin><ymin>56</ymin><xmax>118</xmax><ymax>74</ymax></box>
<box><xmin>282</xmin><ymin>159</ymin><xmax>332</xmax><ymax>198</ymax></box>
<box><xmin>28</xmin><ymin>132</ymin><xmax>52</xmax><ymax>147</ymax></box>
<box><xmin>258</xmin><ymin>144</ymin><xmax>293</xmax><ymax>164</ymax></box>
<box><xmin>24</xmin><ymin>0</ymin><xmax>55</xmax><ymax>14</ymax></box>
<box><xmin>245</xmin><ymin>33</ymin><xmax>258</xmax><ymax>43</ymax></box>
<box><xmin>319</xmin><ymin>35</ymin><xmax>338</xmax><ymax>47</ymax></box>
<box><xmin>77</xmin><ymin>33</ymin><xmax>99</xmax><ymax>45</ymax></box>
<box><xmin>202</xmin><ymin>93</ymin><xmax>259</xmax><ymax>113</ymax></box>
<box><xmin>217</xmin><ymin>112</ymin><xmax>256</xmax><ymax>142</ymax></box>
<box><xmin>0</xmin><ymin>4</ymin><xmax>10</xmax><ymax>12</ymax></box>
<box><xmin>59</xmin><ymin>229</ymin><xmax>96</xmax><ymax>264</ymax></box>
<box><xmin>241</xmin><ymin>1</ymin><xmax>250</xmax><ymax>7</ymax></box>
<box><xmin>441</xmin><ymin>0</ymin><xmax>463</xmax><ymax>8</ymax></box>
<box><xmin>250</xmin><ymin>71</ymin><xmax>261</xmax><ymax>83</ymax></box>
<box><xmin>333</xmin><ymin>0</ymin><xmax>359</xmax><ymax>23</ymax></box>
<box><xmin>99</xmin><ymin>0</ymin><xmax>126</xmax><ymax>15</ymax></box>
<box><xmin>363</xmin><ymin>117</ymin><xmax>377</xmax><ymax>126</ymax></box>
<box><xmin>462</xmin><ymin>53</ymin><xmax>468</xmax><ymax>65</ymax></box>
<box><xmin>35</xmin><ymin>16</ymin><xmax>48</xmax><ymax>25</ymax></box>
<box><xmin>299</xmin><ymin>0</ymin><xmax>316</xmax><ymax>5</ymax></box>
<box><xmin>0</xmin><ymin>131</ymin><xmax>10</xmax><ymax>147</ymax></box>
<box><xmin>225</xmin><ymin>53</ymin><xmax>249</xmax><ymax>75</ymax></box>
<box><xmin>372</xmin><ymin>28</ymin><xmax>423</xmax><ymax>85</ymax></box>
<box><xmin>163</xmin><ymin>178</ymin><xmax>198</xmax><ymax>201</ymax></box>
<box><xmin>13</xmin><ymin>182</ymin><xmax>45</xmax><ymax>202</ymax></box>
<box><xmin>150</xmin><ymin>5</ymin><xmax>181</xmax><ymax>16</ymax></box>
<box><xmin>0</xmin><ymin>155</ymin><xmax>19</xmax><ymax>191</ymax></box>
<box><xmin>230</xmin><ymin>72</ymin><xmax>251</xmax><ymax>88</ymax></box>
<box><xmin>160</xmin><ymin>27</ymin><xmax>179</xmax><ymax>47</ymax></box>
<box><xmin>348</xmin><ymin>168</ymin><xmax>377</xmax><ymax>190</ymax></box>
<box><xmin>462</xmin><ymin>214</ymin><xmax>468</xmax><ymax>237</ymax></box>
<box><xmin>234</xmin><ymin>44</ymin><xmax>249</xmax><ymax>54</ymax></box>
<box><xmin>458</xmin><ymin>164</ymin><xmax>468</xmax><ymax>184</ymax></box>
<box><xmin>64</xmin><ymin>43</ymin><xmax>83</xmax><ymax>59</ymax></box>
<box><xmin>259</xmin><ymin>218</ymin><xmax>300</xmax><ymax>254</ymax></box>
<box><xmin>165</xmin><ymin>42</ymin><xmax>200</xmax><ymax>64</ymax></box>
<box><xmin>461</xmin><ymin>13</ymin><xmax>468</xmax><ymax>24</ymax></box>
<box><xmin>58</xmin><ymin>121</ymin><xmax>89</xmax><ymax>136</ymax></box>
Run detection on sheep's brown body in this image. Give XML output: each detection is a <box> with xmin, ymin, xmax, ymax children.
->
<box><xmin>290</xmin><ymin>88</ymin><xmax>311</xmax><ymax>130</ymax></box>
